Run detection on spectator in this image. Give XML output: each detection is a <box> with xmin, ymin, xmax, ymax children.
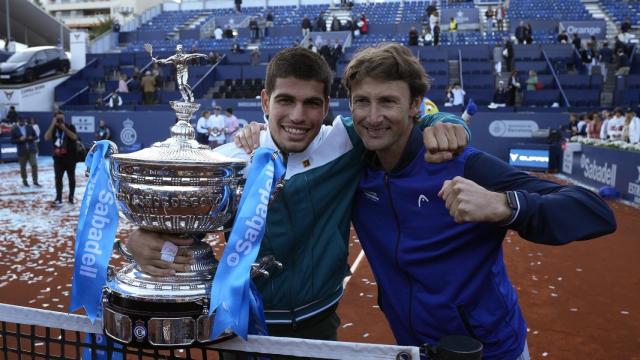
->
<box><xmin>557</xmin><ymin>30</ymin><xmax>569</xmax><ymax>44</ymax></box>
<box><xmin>208</xmin><ymin>51</ymin><xmax>220</xmax><ymax>64</ymax></box>
<box><xmin>316</xmin><ymin>11</ymin><xmax>326</xmax><ymax>32</ymax></box>
<box><xmin>224</xmin><ymin>107</ymin><xmax>239</xmax><ymax>143</ymax></box>
<box><xmin>95</xmin><ymin>119</ymin><xmax>111</xmax><ymax>140</ymax></box>
<box><xmin>615</xmin><ymin>48</ymin><xmax>630</xmax><ymax>76</ymax></box>
<box><xmin>445</xmin><ymin>83</ymin><xmax>465</xmax><ymax>106</ymax></box>
<box><xmin>515</xmin><ymin>21</ymin><xmax>527</xmax><ymax>44</ymax></box>
<box><xmin>426</xmin><ymin>0</ymin><xmax>437</xmax><ymax>17</ymax></box>
<box><xmin>112</xmin><ymin>20</ymin><xmax>120</xmax><ymax>48</ymax></box>
<box><xmin>207</xmin><ymin>106</ymin><xmax>225</xmax><ymax>148</ymax></box>
<box><xmin>433</xmin><ymin>21</ymin><xmax>441</xmax><ymax>46</ymax></box>
<box><xmin>626</xmin><ymin>110</ymin><xmax>640</xmax><ymax>143</ymax></box>
<box><xmin>257</xmin><ymin>14</ymin><xmax>266</xmax><ymax>38</ymax></box>
<box><xmin>577</xmin><ymin>114</ymin><xmax>589</xmax><ymax>135</ymax></box>
<box><xmin>231</xmin><ymin>41</ymin><xmax>244</xmax><ymax>53</ymax></box>
<box><xmin>234</xmin><ymin>0</ymin><xmax>242</xmax><ymax>13</ymax></box>
<box><xmin>485</xmin><ymin>6</ymin><xmax>495</xmax><ymax>33</ymax></box>
<box><xmin>223</xmin><ymin>25</ymin><xmax>234</xmax><ymax>39</ymax></box>
<box><xmin>44</xmin><ymin>111</ymin><xmax>78</xmax><ymax>205</ymax></box>
<box><xmin>525</xmin><ymin>70</ymin><xmax>539</xmax><ymax>91</ymax></box>
<box><xmin>584</xmin><ymin>39</ymin><xmax>599</xmax><ymax>76</ymax></box>
<box><xmin>250</xmin><ymin>48</ymin><xmax>261</xmax><ymax>66</ymax></box>
<box><xmin>587</xmin><ymin>112</ymin><xmax>603</xmax><ymax>139</ymax></box>
<box><xmin>563</xmin><ymin>113</ymin><xmax>579</xmax><ymax>136</ymax></box>
<box><xmin>503</xmin><ymin>40</ymin><xmax>514</xmax><ymax>72</ymax></box>
<box><xmin>600</xmin><ymin>110</ymin><xmax>611</xmax><ymax>139</ymax></box>
<box><xmin>525</xmin><ymin>22</ymin><xmax>533</xmax><ymax>44</ymax></box>
<box><xmin>621</xmin><ymin>17</ymin><xmax>631</xmax><ymax>34</ymax></box>
<box><xmin>507</xmin><ymin>69</ymin><xmax>521</xmax><ymax>106</ymax></box>
<box><xmin>249</xmin><ymin>17</ymin><xmax>259</xmax><ymax>40</ymax></box>
<box><xmin>607</xmin><ymin>108</ymin><xmax>625</xmax><ymax>140</ymax></box>
<box><xmin>449</xmin><ymin>17</ymin><xmax>458</xmax><ymax>44</ymax></box>
<box><xmin>214</xmin><ymin>26</ymin><xmax>223</xmax><ymax>40</ymax></box>
<box><xmin>107</xmin><ymin>91</ymin><xmax>123</xmax><ymax>109</ymax></box>
<box><xmin>5</xmin><ymin>105</ymin><xmax>18</xmax><ymax>123</ymax></box>
<box><xmin>141</xmin><ymin>70</ymin><xmax>156</xmax><ymax>105</ymax></box>
<box><xmin>331</xmin><ymin>16</ymin><xmax>341</xmax><ymax>32</ymax></box>
<box><xmin>301</xmin><ymin>16</ymin><xmax>312</xmax><ymax>37</ymax></box>
<box><xmin>429</xmin><ymin>11</ymin><xmax>438</xmax><ymax>34</ymax></box>
<box><xmin>408</xmin><ymin>26</ymin><xmax>419</xmax><ymax>46</ymax></box>
<box><xmin>117</xmin><ymin>74</ymin><xmax>129</xmax><ymax>93</ymax></box>
<box><xmin>11</xmin><ymin>117</ymin><xmax>40</xmax><ymax>187</ymax></box>
<box><xmin>572</xmin><ymin>33</ymin><xmax>582</xmax><ymax>49</ymax></box>
<box><xmin>493</xmin><ymin>42</ymin><xmax>503</xmax><ymax>74</ymax></box>
<box><xmin>599</xmin><ymin>42</ymin><xmax>613</xmax><ymax>82</ymax></box>
<box><xmin>489</xmin><ymin>80</ymin><xmax>508</xmax><ymax>109</ymax></box>
<box><xmin>358</xmin><ymin>14</ymin><xmax>369</xmax><ymax>35</ymax></box>
<box><xmin>422</xmin><ymin>26</ymin><xmax>433</xmax><ymax>46</ymax></box>
<box><xmin>95</xmin><ymin>97</ymin><xmax>105</xmax><ymax>109</ymax></box>
<box><xmin>195</xmin><ymin>110</ymin><xmax>211</xmax><ymax>145</ymax></box>
<box><xmin>496</xmin><ymin>2</ymin><xmax>505</xmax><ymax>32</ymax></box>
<box><xmin>265</xmin><ymin>12</ymin><xmax>274</xmax><ymax>36</ymax></box>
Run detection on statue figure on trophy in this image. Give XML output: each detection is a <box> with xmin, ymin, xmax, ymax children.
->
<box><xmin>145</xmin><ymin>43</ymin><xmax>208</xmax><ymax>103</ymax></box>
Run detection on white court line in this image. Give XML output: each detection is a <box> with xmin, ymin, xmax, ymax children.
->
<box><xmin>343</xmin><ymin>249</ymin><xmax>366</xmax><ymax>289</ymax></box>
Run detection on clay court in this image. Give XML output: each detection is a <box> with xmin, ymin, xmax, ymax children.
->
<box><xmin>0</xmin><ymin>158</ymin><xmax>638</xmax><ymax>359</ymax></box>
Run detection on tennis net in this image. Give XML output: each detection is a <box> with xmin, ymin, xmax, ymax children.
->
<box><xmin>0</xmin><ymin>303</ymin><xmax>418</xmax><ymax>359</ymax></box>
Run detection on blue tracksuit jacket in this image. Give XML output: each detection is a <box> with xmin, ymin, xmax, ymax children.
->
<box><xmin>352</xmin><ymin>125</ymin><xmax>616</xmax><ymax>359</ymax></box>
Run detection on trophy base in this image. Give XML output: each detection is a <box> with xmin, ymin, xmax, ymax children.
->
<box><xmin>102</xmin><ymin>292</ymin><xmax>234</xmax><ymax>347</ymax></box>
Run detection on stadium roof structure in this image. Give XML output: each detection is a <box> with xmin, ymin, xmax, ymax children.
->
<box><xmin>0</xmin><ymin>0</ymin><xmax>71</xmax><ymax>50</ymax></box>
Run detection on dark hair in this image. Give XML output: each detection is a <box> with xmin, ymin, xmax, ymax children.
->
<box><xmin>342</xmin><ymin>43</ymin><xmax>430</xmax><ymax>100</ymax></box>
<box><xmin>265</xmin><ymin>47</ymin><xmax>332</xmax><ymax>98</ymax></box>
<box><xmin>225</xmin><ymin>107</ymin><xmax>233</xmax><ymax>114</ymax></box>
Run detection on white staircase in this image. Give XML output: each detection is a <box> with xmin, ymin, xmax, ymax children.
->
<box><xmin>581</xmin><ymin>0</ymin><xmax>618</xmax><ymax>41</ymax></box>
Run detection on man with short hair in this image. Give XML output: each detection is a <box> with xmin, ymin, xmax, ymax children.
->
<box><xmin>140</xmin><ymin>71</ymin><xmax>156</xmax><ymax>105</ymax></box>
<box><xmin>44</xmin><ymin>111</ymin><xmax>78</xmax><ymax>205</ymax></box>
<box><xmin>207</xmin><ymin>106</ymin><xmax>226</xmax><ymax>148</ymax></box>
<box><xmin>224</xmin><ymin>107</ymin><xmax>239</xmax><ymax>143</ymax></box>
<box><xmin>11</xmin><ymin>117</ymin><xmax>40</xmax><ymax>187</ymax></box>
<box><xmin>342</xmin><ymin>43</ymin><xmax>615</xmax><ymax>360</ymax></box>
<box><xmin>125</xmin><ymin>46</ymin><xmax>469</xmax><ymax>343</ymax></box>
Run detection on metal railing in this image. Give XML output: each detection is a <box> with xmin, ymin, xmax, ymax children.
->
<box><xmin>542</xmin><ymin>49</ymin><xmax>570</xmax><ymax>107</ymax></box>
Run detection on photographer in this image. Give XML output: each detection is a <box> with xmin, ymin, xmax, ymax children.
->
<box><xmin>44</xmin><ymin>111</ymin><xmax>78</xmax><ymax>205</ymax></box>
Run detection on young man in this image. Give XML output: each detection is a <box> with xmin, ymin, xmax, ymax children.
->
<box><xmin>125</xmin><ymin>46</ymin><xmax>469</xmax><ymax>342</ymax></box>
<box><xmin>343</xmin><ymin>43</ymin><xmax>616</xmax><ymax>360</ymax></box>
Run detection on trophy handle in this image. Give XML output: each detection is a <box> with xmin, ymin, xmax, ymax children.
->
<box><xmin>114</xmin><ymin>239</ymin><xmax>135</xmax><ymax>262</ymax></box>
<box><xmin>85</xmin><ymin>140</ymin><xmax>119</xmax><ymax>177</ymax></box>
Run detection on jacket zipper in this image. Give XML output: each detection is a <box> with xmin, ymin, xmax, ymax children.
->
<box><xmin>384</xmin><ymin>174</ymin><xmax>420</xmax><ymax>342</ymax></box>
<box><xmin>456</xmin><ymin>305</ymin><xmax>480</xmax><ymax>340</ymax></box>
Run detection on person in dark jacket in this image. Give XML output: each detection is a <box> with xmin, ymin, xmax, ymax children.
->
<box><xmin>44</xmin><ymin>111</ymin><xmax>78</xmax><ymax>205</ymax></box>
<box><xmin>5</xmin><ymin>105</ymin><xmax>18</xmax><ymax>123</ymax></box>
<box><xmin>408</xmin><ymin>26</ymin><xmax>419</xmax><ymax>46</ymax></box>
<box><xmin>10</xmin><ymin>117</ymin><xmax>40</xmax><ymax>187</ymax></box>
<box><xmin>433</xmin><ymin>21</ymin><xmax>441</xmax><ymax>46</ymax></box>
<box><xmin>301</xmin><ymin>15</ymin><xmax>312</xmax><ymax>37</ymax></box>
<box><xmin>343</xmin><ymin>43</ymin><xmax>616</xmax><ymax>360</ymax></box>
<box><xmin>515</xmin><ymin>21</ymin><xmax>527</xmax><ymax>44</ymax></box>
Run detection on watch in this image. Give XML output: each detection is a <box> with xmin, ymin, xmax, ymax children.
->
<box><xmin>502</xmin><ymin>191</ymin><xmax>519</xmax><ymax>226</ymax></box>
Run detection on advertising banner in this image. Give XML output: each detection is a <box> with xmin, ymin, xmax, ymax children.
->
<box><xmin>559</xmin><ymin>21</ymin><xmax>607</xmax><ymax>40</ymax></box>
<box><xmin>441</xmin><ymin>8</ymin><xmax>481</xmax><ymax>30</ymax></box>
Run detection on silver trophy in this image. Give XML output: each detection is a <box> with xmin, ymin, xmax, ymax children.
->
<box><xmin>99</xmin><ymin>44</ymin><xmax>280</xmax><ymax>347</ymax></box>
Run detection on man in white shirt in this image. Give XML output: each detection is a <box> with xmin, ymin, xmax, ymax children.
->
<box><xmin>626</xmin><ymin>111</ymin><xmax>640</xmax><ymax>144</ymax></box>
<box><xmin>607</xmin><ymin>108</ymin><xmax>625</xmax><ymax>140</ymax></box>
<box><xmin>207</xmin><ymin>106</ymin><xmax>226</xmax><ymax>148</ymax></box>
<box><xmin>195</xmin><ymin>110</ymin><xmax>211</xmax><ymax>145</ymax></box>
<box><xmin>224</xmin><ymin>107</ymin><xmax>239</xmax><ymax>143</ymax></box>
<box><xmin>214</xmin><ymin>27</ymin><xmax>223</xmax><ymax>40</ymax></box>
<box><xmin>452</xmin><ymin>83</ymin><xmax>466</xmax><ymax>106</ymax></box>
<box><xmin>600</xmin><ymin>110</ymin><xmax>611</xmax><ymax>140</ymax></box>
<box><xmin>107</xmin><ymin>91</ymin><xmax>123</xmax><ymax>109</ymax></box>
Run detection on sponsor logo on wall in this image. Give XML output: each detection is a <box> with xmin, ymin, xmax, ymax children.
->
<box><xmin>627</xmin><ymin>166</ymin><xmax>640</xmax><ymax>204</ymax></box>
<box><xmin>489</xmin><ymin>120</ymin><xmax>539</xmax><ymax>138</ymax></box>
<box><xmin>120</xmin><ymin>118</ymin><xmax>137</xmax><ymax>146</ymax></box>
<box><xmin>579</xmin><ymin>154</ymin><xmax>617</xmax><ymax>187</ymax></box>
<box><xmin>72</xmin><ymin>116</ymin><xmax>96</xmax><ymax>133</ymax></box>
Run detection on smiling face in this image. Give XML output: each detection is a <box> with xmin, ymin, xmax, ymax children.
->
<box><xmin>261</xmin><ymin>77</ymin><xmax>328</xmax><ymax>154</ymax></box>
<box><xmin>350</xmin><ymin>77</ymin><xmax>420</xmax><ymax>169</ymax></box>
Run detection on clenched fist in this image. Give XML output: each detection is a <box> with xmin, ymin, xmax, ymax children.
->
<box><xmin>423</xmin><ymin>122</ymin><xmax>468</xmax><ymax>163</ymax></box>
<box><xmin>438</xmin><ymin>176</ymin><xmax>512</xmax><ymax>224</ymax></box>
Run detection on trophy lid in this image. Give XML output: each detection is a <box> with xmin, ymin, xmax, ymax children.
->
<box><xmin>111</xmin><ymin>119</ymin><xmax>245</xmax><ymax>166</ymax></box>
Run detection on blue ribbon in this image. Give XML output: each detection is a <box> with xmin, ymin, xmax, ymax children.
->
<box><xmin>209</xmin><ymin>147</ymin><xmax>285</xmax><ymax>340</ymax></box>
<box><xmin>70</xmin><ymin>141</ymin><xmax>119</xmax><ymax>322</ymax></box>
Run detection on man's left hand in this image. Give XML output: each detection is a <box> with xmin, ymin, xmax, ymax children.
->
<box><xmin>438</xmin><ymin>176</ymin><xmax>512</xmax><ymax>223</ymax></box>
<box><xmin>423</xmin><ymin>122</ymin><xmax>468</xmax><ymax>163</ymax></box>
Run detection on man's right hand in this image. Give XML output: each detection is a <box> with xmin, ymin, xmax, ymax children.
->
<box><xmin>125</xmin><ymin>229</ymin><xmax>194</xmax><ymax>276</ymax></box>
<box><xmin>233</xmin><ymin>122</ymin><xmax>265</xmax><ymax>153</ymax></box>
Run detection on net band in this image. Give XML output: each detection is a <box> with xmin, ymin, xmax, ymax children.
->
<box><xmin>0</xmin><ymin>303</ymin><xmax>419</xmax><ymax>359</ymax></box>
